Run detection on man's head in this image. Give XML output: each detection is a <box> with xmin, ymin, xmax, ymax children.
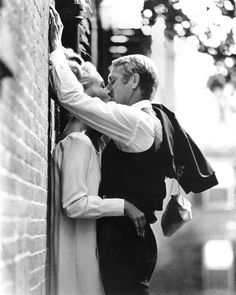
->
<box><xmin>107</xmin><ymin>54</ymin><xmax>159</xmax><ymax>105</ymax></box>
<box><xmin>64</xmin><ymin>48</ymin><xmax>109</xmax><ymax>102</ymax></box>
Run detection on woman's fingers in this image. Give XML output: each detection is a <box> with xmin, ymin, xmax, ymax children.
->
<box><xmin>135</xmin><ymin>215</ymin><xmax>146</xmax><ymax>238</ymax></box>
<box><xmin>124</xmin><ymin>200</ymin><xmax>146</xmax><ymax>238</ymax></box>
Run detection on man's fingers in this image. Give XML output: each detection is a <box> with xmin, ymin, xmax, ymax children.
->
<box><xmin>50</xmin><ymin>6</ymin><xmax>63</xmax><ymax>27</ymax></box>
<box><xmin>49</xmin><ymin>7</ymin><xmax>56</xmax><ymax>21</ymax></box>
<box><xmin>49</xmin><ymin>6</ymin><xmax>63</xmax><ymax>27</ymax></box>
<box><xmin>49</xmin><ymin>9</ymin><xmax>56</xmax><ymax>26</ymax></box>
<box><xmin>50</xmin><ymin>6</ymin><xmax>58</xmax><ymax>16</ymax></box>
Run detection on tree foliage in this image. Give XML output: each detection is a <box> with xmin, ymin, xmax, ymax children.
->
<box><xmin>141</xmin><ymin>0</ymin><xmax>236</xmax><ymax>91</ymax></box>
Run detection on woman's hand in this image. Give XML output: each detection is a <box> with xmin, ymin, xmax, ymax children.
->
<box><xmin>124</xmin><ymin>200</ymin><xmax>146</xmax><ymax>238</ymax></box>
<box><xmin>49</xmin><ymin>6</ymin><xmax>64</xmax><ymax>52</ymax></box>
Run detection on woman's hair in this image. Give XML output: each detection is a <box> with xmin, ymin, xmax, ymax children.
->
<box><xmin>63</xmin><ymin>47</ymin><xmax>84</xmax><ymax>66</ymax></box>
<box><xmin>111</xmin><ymin>54</ymin><xmax>159</xmax><ymax>100</ymax></box>
<box><xmin>63</xmin><ymin>47</ymin><xmax>101</xmax><ymax>89</ymax></box>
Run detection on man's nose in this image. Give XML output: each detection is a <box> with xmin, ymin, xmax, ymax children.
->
<box><xmin>105</xmin><ymin>85</ymin><xmax>111</xmax><ymax>96</ymax></box>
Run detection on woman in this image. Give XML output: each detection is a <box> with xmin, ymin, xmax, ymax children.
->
<box><xmin>50</xmin><ymin>51</ymin><xmax>145</xmax><ymax>295</ymax></box>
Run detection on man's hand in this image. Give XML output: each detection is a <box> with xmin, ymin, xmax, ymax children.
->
<box><xmin>124</xmin><ymin>201</ymin><xmax>146</xmax><ymax>238</ymax></box>
<box><xmin>49</xmin><ymin>6</ymin><xmax>64</xmax><ymax>52</ymax></box>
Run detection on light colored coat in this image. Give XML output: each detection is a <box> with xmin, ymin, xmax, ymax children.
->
<box><xmin>50</xmin><ymin>132</ymin><xmax>123</xmax><ymax>295</ymax></box>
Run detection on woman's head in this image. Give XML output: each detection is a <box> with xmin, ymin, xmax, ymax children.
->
<box><xmin>64</xmin><ymin>48</ymin><xmax>109</xmax><ymax>102</ymax></box>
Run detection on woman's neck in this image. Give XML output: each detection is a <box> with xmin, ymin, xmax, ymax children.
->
<box><xmin>61</xmin><ymin>117</ymin><xmax>86</xmax><ymax>140</ymax></box>
<box><xmin>61</xmin><ymin>118</ymin><xmax>101</xmax><ymax>152</ymax></box>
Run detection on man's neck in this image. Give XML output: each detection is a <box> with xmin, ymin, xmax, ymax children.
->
<box><xmin>127</xmin><ymin>88</ymin><xmax>143</xmax><ymax>106</ymax></box>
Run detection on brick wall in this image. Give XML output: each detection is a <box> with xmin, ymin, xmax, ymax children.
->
<box><xmin>0</xmin><ymin>0</ymin><xmax>54</xmax><ymax>294</ymax></box>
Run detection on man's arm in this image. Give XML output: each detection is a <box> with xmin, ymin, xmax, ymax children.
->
<box><xmin>50</xmin><ymin>49</ymin><xmax>160</xmax><ymax>152</ymax></box>
<box><xmin>49</xmin><ymin>7</ymin><xmax>162</xmax><ymax>152</ymax></box>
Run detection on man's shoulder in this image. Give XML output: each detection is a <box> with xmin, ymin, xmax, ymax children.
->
<box><xmin>151</xmin><ymin>103</ymin><xmax>175</xmax><ymax>117</ymax></box>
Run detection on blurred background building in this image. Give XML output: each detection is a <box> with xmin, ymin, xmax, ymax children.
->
<box><xmin>0</xmin><ymin>0</ymin><xmax>236</xmax><ymax>294</ymax></box>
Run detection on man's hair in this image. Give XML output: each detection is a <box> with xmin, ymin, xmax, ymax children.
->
<box><xmin>111</xmin><ymin>54</ymin><xmax>159</xmax><ymax>100</ymax></box>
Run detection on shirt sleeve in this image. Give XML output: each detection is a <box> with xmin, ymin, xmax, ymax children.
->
<box><xmin>60</xmin><ymin>135</ymin><xmax>124</xmax><ymax>219</ymax></box>
<box><xmin>49</xmin><ymin>49</ymin><xmax>162</xmax><ymax>152</ymax></box>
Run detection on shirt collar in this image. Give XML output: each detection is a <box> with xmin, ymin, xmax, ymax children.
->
<box><xmin>132</xmin><ymin>100</ymin><xmax>152</xmax><ymax>110</ymax></box>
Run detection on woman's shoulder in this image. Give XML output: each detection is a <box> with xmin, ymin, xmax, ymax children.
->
<box><xmin>54</xmin><ymin>132</ymin><xmax>93</xmax><ymax>152</ymax></box>
<box><xmin>63</xmin><ymin>132</ymin><xmax>93</xmax><ymax>147</ymax></box>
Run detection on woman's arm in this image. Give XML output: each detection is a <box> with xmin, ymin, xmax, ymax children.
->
<box><xmin>60</xmin><ymin>135</ymin><xmax>124</xmax><ymax>219</ymax></box>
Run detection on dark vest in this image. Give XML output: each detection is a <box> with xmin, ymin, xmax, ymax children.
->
<box><xmin>99</xmin><ymin>139</ymin><xmax>167</xmax><ymax>215</ymax></box>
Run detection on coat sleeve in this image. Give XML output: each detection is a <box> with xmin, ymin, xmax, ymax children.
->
<box><xmin>60</xmin><ymin>135</ymin><xmax>124</xmax><ymax>219</ymax></box>
<box><xmin>152</xmin><ymin>104</ymin><xmax>218</xmax><ymax>193</ymax></box>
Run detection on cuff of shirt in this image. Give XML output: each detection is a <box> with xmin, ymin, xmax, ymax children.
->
<box><xmin>101</xmin><ymin>198</ymin><xmax>124</xmax><ymax>216</ymax></box>
<box><xmin>50</xmin><ymin>48</ymin><xmax>68</xmax><ymax>67</ymax></box>
<box><xmin>49</xmin><ymin>48</ymin><xmax>84</xmax><ymax>94</ymax></box>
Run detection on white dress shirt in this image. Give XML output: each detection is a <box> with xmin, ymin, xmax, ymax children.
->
<box><xmin>49</xmin><ymin>49</ymin><xmax>162</xmax><ymax>153</ymax></box>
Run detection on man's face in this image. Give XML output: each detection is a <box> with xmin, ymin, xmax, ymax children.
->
<box><xmin>106</xmin><ymin>65</ymin><xmax>133</xmax><ymax>105</ymax></box>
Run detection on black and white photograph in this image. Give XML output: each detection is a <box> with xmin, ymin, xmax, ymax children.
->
<box><xmin>0</xmin><ymin>1</ymin><xmax>236</xmax><ymax>295</ymax></box>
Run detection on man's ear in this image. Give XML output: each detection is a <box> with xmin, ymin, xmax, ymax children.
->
<box><xmin>131</xmin><ymin>73</ymin><xmax>140</xmax><ymax>89</ymax></box>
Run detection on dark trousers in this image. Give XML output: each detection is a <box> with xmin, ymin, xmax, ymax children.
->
<box><xmin>97</xmin><ymin>217</ymin><xmax>157</xmax><ymax>295</ymax></box>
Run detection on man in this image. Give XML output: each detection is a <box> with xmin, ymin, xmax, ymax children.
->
<box><xmin>49</xmin><ymin>6</ymin><xmax>164</xmax><ymax>295</ymax></box>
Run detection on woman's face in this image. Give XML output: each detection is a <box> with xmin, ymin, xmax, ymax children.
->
<box><xmin>69</xmin><ymin>62</ymin><xmax>110</xmax><ymax>102</ymax></box>
<box><xmin>84</xmin><ymin>76</ymin><xmax>110</xmax><ymax>102</ymax></box>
